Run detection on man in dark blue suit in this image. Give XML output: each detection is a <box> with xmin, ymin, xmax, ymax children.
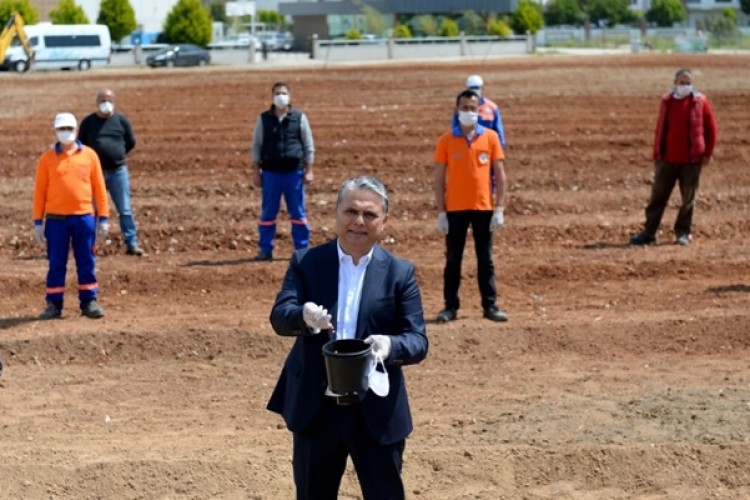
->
<box><xmin>267</xmin><ymin>175</ymin><xmax>429</xmax><ymax>499</ymax></box>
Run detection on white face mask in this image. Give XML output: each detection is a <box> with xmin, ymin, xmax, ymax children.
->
<box><xmin>674</xmin><ymin>84</ymin><xmax>693</xmax><ymax>98</ymax></box>
<box><xmin>56</xmin><ymin>130</ymin><xmax>76</xmax><ymax>145</ymax></box>
<box><xmin>273</xmin><ymin>94</ymin><xmax>290</xmax><ymax>108</ymax></box>
<box><xmin>98</xmin><ymin>101</ymin><xmax>114</xmax><ymax>114</ymax></box>
<box><xmin>368</xmin><ymin>355</ymin><xmax>390</xmax><ymax>397</ymax></box>
<box><xmin>458</xmin><ymin>111</ymin><xmax>479</xmax><ymax>127</ymax></box>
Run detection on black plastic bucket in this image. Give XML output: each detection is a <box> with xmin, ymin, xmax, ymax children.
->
<box><xmin>322</xmin><ymin>339</ymin><xmax>373</xmax><ymax>395</ymax></box>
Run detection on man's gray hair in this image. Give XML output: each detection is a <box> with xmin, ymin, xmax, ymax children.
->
<box><xmin>674</xmin><ymin>68</ymin><xmax>692</xmax><ymax>79</ymax></box>
<box><xmin>336</xmin><ymin>176</ymin><xmax>389</xmax><ymax>215</ymax></box>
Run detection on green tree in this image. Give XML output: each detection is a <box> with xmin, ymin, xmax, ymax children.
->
<box><xmin>258</xmin><ymin>9</ymin><xmax>285</xmax><ymax>29</ymax></box>
<box><xmin>97</xmin><ymin>0</ymin><xmax>136</xmax><ymax>43</ymax></box>
<box><xmin>439</xmin><ymin>17</ymin><xmax>459</xmax><ymax>37</ymax></box>
<box><xmin>361</xmin><ymin>5</ymin><xmax>385</xmax><ymax>36</ymax></box>
<box><xmin>344</xmin><ymin>27</ymin><xmax>362</xmax><ymax>40</ymax></box>
<box><xmin>458</xmin><ymin>10</ymin><xmax>484</xmax><ymax>35</ymax></box>
<box><xmin>208</xmin><ymin>1</ymin><xmax>226</xmax><ymax>24</ymax></box>
<box><xmin>582</xmin><ymin>0</ymin><xmax>633</xmax><ymax>27</ymax></box>
<box><xmin>646</xmin><ymin>0</ymin><xmax>686</xmax><ymax>27</ymax></box>
<box><xmin>722</xmin><ymin>6</ymin><xmax>737</xmax><ymax>25</ymax></box>
<box><xmin>544</xmin><ymin>0</ymin><xmax>583</xmax><ymax>26</ymax></box>
<box><xmin>487</xmin><ymin>17</ymin><xmax>512</xmax><ymax>37</ymax></box>
<box><xmin>392</xmin><ymin>23</ymin><xmax>412</xmax><ymax>38</ymax></box>
<box><xmin>511</xmin><ymin>0</ymin><xmax>543</xmax><ymax>35</ymax></box>
<box><xmin>704</xmin><ymin>9</ymin><xmax>739</xmax><ymax>36</ymax></box>
<box><xmin>412</xmin><ymin>14</ymin><xmax>438</xmax><ymax>36</ymax></box>
<box><xmin>50</xmin><ymin>0</ymin><xmax>90</xmax><ymax>24</ymax></box>
<box><xmin>163</xmin><ymin>0</ymin><xmax>212</xmax><ymax>46</ymax></box>
<box><xmin>0</xmin><ymin>0</ymin><xmax>39</xmax><ymax>26</ymax></box>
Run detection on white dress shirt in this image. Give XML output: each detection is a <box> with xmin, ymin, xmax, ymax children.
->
<box><xmin>335</xmin><ymin>241</ymin><xmax>373</xmax><ymax>340</ymax></box>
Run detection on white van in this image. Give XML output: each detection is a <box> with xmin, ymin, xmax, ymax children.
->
<box><xmin>4</xmin><ymin>23</ymin><xmax>111</xmax><ymax>72</ymax></box>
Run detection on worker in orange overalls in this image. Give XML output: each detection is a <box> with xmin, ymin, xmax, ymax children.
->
<box><xmin>32</xmin><ymin>113</ymin><xmax>110</xmax><ymax>320</ymax></box>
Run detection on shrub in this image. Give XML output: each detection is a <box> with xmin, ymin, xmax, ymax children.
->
<box><xmin>439</xmin><ymin>18</ymin><xmax>459</xmax><ymax>37</ymax></box>
<box><xmin>392</xmin><ymin>23</ymin><xmax>412</xmax><ymax>39</ymax></box>
<box><xmin>344</xmin><ymin>28</ymin><xmax>363</xmax><ymax>40</ymax></box>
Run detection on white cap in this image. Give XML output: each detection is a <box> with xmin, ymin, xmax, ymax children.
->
<box><xmin>466</xmin><ymin>75</ymin><xmax>484</xmax><ymax>89</ymax></box>
<box><xmin>53</xmin><ymin>112</ymin><xmax>77</xmax><ymax>129</ymax></box>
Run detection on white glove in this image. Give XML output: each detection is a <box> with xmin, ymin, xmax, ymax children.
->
<box><xmin>33</xmin><ymin>224</ymin><xmax>46</xmax><ymax>245</ymax></box>
<box><xmin>97</xmin><ymin>220</ymin><xmax>110</xmax><ymax>238</ymax></box>
<box><xmin>490</xmin><ymin>207</ymin><xmax>505</xmax><ymax>231</ymax></box>
<box><xmin>364</xmin><ymin>335</ymin><xmax>392</xmax><ymax>361</ymax></box>
<box><xmin>302</xmin><ymin>302</ymin><xmax>333</xmax><ymax>333</ymax></box>
<box><xmin>436</xmin><ymin>212</ymin><xmax>449</xmax><ymax>234</ymax></box>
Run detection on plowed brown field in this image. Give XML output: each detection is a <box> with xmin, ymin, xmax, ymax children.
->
<box><xmin>1</xmin><ymin>54</ymin><xmax>749</xmax><ymax>499</ymax></box>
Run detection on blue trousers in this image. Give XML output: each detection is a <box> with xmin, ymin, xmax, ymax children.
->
<box><xmin>259</xmin><ymin>169</ymin><xmax>310</xmax><ymax>255</ymax></box>
<box><xmin>44</xmin><ymin>214</ymin><xmax>98</xmax><ymax>310</ymax></box>
<box><xmin>104</xmin><ymin>166</ymin><xmax>139</xmax><ymax>248</ymax></box>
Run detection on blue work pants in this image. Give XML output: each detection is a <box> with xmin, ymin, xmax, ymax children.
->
<box><xmin>259</xmin><ymin>169</ymin><xmax>309</xmax><ymax>255</ymax></box>
<box><xmin>44</xmin><ymin>214</ymin><xmax>98</xmax><ymax>310</ymax></box>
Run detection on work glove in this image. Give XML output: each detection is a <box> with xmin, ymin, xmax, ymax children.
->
<box><xmin>436</xmin><ymin>212</ymin><xmax>449</xmax><ymax>234</ymax></box>
<box><xmin>490</xmin><ymin>207</ymin><xmax>505</xmax><ymax>231</ymax></box>
<box><xmin>33</xmin><ymin>224</ymin><xmax>46</xmax><ymax>245</ymax></box>
<box><xmin>96</xmin><ymin>220</ymin><xmax>110</xmax><ymax>239</ymax></box>
<box><xmin>364</xmin><ymin>335</ymin><xmax>392</xmax><ymax>361</ymax></box>
<box><xmin>302</xmin><ymin>302</ymin><xmax>333</xmax><ymax>333</ymax></box>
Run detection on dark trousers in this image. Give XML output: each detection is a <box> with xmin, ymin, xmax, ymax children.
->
<box><xmin>292</xmin><ymin>400</ymin><xmax>405</xmax><ymax>500</ymax></box>
<box><xmin>444</xmin><ymin>210</ymin><xmax>497</xmax><ymax>311</ymax></box>
<box><xmin>643</xmin><ymin>161</ymin><xmax>702</xmax><ymax>237</ymax></box>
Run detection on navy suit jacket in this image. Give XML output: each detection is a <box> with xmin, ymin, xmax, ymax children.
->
<box><xmin>267</xmin><ymin>239</ymin><xmax>429</xmax><ymax>445</ymax></box>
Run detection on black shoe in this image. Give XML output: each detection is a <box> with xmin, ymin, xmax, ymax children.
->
<box><xmin>436</xmin><ymin>309</ymin><xmax>457</xmax><ymax>323</ymax></box>
<box><xmin>483</xmin><ymin>306</ymin><xmax>509</xmax><ymax>322</ymax></box>
<box><xmin>81</xmin><ymin>300</ymin><xmax>105</xmax><ymax>319</ymax></box>
<box><xmin>629</xmin><ymin>233</ymin><xmax>657</xmax><ymax>246</ymax></box>
<box><xmin>126</xmin><ymin>245</ymin><xmax>147</xmax><ymax>257</ymax></box>
<box><xmin>39</xmin><ymin>302</ymin><xmax>62</xmax><ymax>320</ymax></box>
<box><xmin>253</xmin><ymin>251</ymin><xmax>273</xmax><ymax>261</ymax></box>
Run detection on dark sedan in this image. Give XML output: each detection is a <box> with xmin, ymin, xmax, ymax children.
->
<box><xmin>146</xmin><ymin>44</ymin><xmax>210</xmax><ymax>68</ymax></box>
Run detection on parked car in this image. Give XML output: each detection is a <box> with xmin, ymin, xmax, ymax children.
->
<box><xmin>208</xmin><ymin>34</ymin><xmax>262</xmax><ymax>50</ymax></box>
<box><xmin>258</xmin><ymin>32</ymin><xmax>294</xmax><ymax>51</ymax></box>
<box><xmin>146</xmin><ymin>44</ymin><xmax>210</xmax><ymax>67</ymax></box>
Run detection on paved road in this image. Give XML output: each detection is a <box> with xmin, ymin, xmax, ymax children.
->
<box><xmin>111</xmin><ymin>49</ymin><xmax>317</xmax><ymax>69</ymax></box>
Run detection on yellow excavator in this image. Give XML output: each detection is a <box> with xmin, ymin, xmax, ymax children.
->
<box><xmin>0</xmin><ymin>12</ymin><xmax>34</xmax><ymax>72</ymax></box>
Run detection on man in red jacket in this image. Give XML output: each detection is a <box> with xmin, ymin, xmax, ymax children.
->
<box><xmin>630</xmin><ymin>68</ymin><xmax>717</xmax><ymax>246</ymax></box>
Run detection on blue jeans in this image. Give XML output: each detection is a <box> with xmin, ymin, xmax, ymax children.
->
<box><xmin>104</xmin><ymin>166</ymin><xmax>139</xmax><ymax>248</ymax></box>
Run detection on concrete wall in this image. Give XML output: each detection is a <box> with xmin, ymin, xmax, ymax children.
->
<box><xmin>312</xmin><ymin>37</ymin><xmax>529</xmax><ymax>62</ymax></box>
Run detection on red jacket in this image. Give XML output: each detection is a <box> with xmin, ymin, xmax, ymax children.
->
<box><xmin>653</xmin><ymin>91</ymin><xmax>717</xmax><ymax>164</ymax></box>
